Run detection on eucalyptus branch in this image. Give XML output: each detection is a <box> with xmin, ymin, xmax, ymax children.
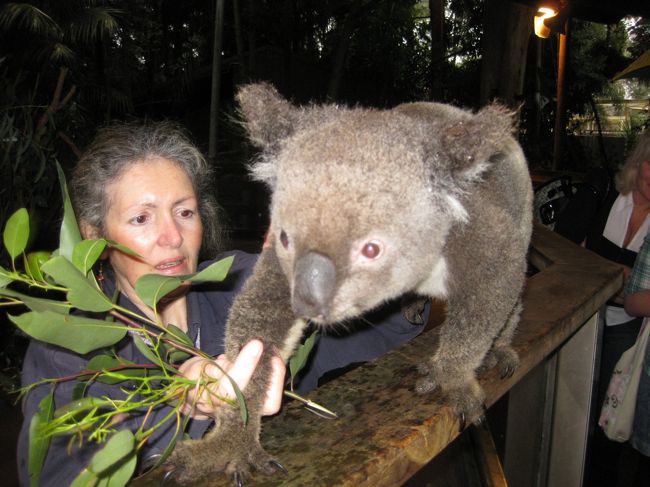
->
<box><xmin>109</xmin><ymin>309</ymin><xmax>211</xmax><ymax>360</ymax></box>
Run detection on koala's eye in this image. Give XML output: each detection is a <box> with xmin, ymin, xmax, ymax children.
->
<box><xmin>280</xmin><ymin>230</ymin><xmax>289</xmax><ymax>249</ymax></box>
<box><xmin>361</xmin><ymin>241</ymin><xmax>381</xmax><ymax>259</ymax></box>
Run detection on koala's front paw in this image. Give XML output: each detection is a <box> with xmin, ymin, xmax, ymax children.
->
<box><xmin>477</xmin><ymin>346</ymin><xmax>519</xmax><ymax>379</ymax></box>
<box><xmin>415</xmin><ymin>367</ymin><xmax>486</xmax><ymax>429</ymax></box>
<box><xmin>164</xmin><ymin>436</ymin><xmax>285</xmax><ymax>486</ymax></box>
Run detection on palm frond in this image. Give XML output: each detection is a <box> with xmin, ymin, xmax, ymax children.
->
<box><xmin>0</xmin><ymin>3</ymin><xmax>62</xmax><ymax>39</ymax></box>
<box><xmin>67</xmin><ymin>7</ymin><xmax>121</xmax><ymax>44</ymax></box>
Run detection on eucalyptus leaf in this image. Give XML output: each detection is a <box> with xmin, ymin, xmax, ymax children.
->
<box><xmin>69</xmin><ymin>468</ymin><xmax>97</xmax><ymax>487</ymax></box>
<box><xmin>163</xmin><ymin>324</ymin><xmax>193</xmax><ymax>347</ymax></box>
<box><xmin>167</xmin><ymin>349</ymin><xmax>191</xmax><ymax>364</ymax></box>
<box><xmin>89</xmin><ymin>429</ymin><xmax>135</xmax><ymax>474</ymax></box>
<box><xmin>134</xmin><ymin>274</ymin><xmax>182</xmax><ymax>309</ymax></box>
<box><xmin>0</xmin><ymin>287</ymin><xmax>70</xmax><ymax>314</ymax></box>
<box><xmin>9</xmin><ymin>310</ymin><xmax>127</xmax><ymax>354</ymax></box>
<box><xmin>3</xmin><ymin>207</ymin><xmax>29</xmax><ymax>260</ymax></box>
<box><xmin>187</xmin><ymin>255</ymin><xmax>234</xmax><ymax>283</ymax></box>
<box><xmin>0</xmin><ymin>265</ymin><xmax>13</xmax><ymax>288</ymax></box>
<box><xmin>103</xmin><ymin>451</ymin><xmax>137</xmax><ymax>487</ymax></box>
<box><xmin>57</xmin><ymin>162</ymin><xmax>82</xmax><ymax>261</ymax></box>
<box><xmin>106</xmin><ymin>239</ymin><xmax>141</xmax><ymax>258</ymax></box>
<box><xmin>54</xmin><ymin>396</ymin><xmax>114</xmax><ymax>418</ymax></box>
<box><xmin>28</xmin><ymin>392</ymin><xmax>54</xmax><ymax>487</ymax></box>
<box><xmin>289</xmin><ymin>331</ymin><xmax>318</xmax><ymax>388</ymax></box>
<box><xmin>25</xmin><ymin>251</ymin><xmax>51</xmax><ymax>281</ymax></box>
<box><xmin>132</xmin><ymin>335</ymin><xmax>176</xmax><ymax>374</ymax></box>
<box><xmin>73</xmin><ymin>239</ymin><xmax>107</xmax><ymax>275</ymax></box>
<box><xmin>72</xmin><ymin>382</ymin><xmax>88</xmax><ymax>401</ymax></box>
<box><xmin>82</xmin><ymin>354</ymin><xmax>151</xmax><ymax>385</ymax></box>
<box><xmin>41</xmin><ymin>256</ymin><xmax>113</xmax><ymax>312</ymax></box>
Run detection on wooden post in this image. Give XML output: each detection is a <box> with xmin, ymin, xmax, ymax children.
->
<box><xmin>552</xmin><ymin>23</ymin><xmax>569</xmax><ymax>171</ymax></box>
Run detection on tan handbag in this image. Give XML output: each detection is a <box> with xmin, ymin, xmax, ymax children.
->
<box><xmin>598</xmin><ymin>317</ymin><xmax>650</xmax><ymax>442</ymax></box>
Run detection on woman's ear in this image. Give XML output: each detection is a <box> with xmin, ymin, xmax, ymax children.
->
<box><xmin>80</xmin><ymin>223</ymin><xmax>110</xmax><ymax>260</ymax></box>
<box><xmin>80</xmin><ymin>222</ymin><xmax>101</xmax><ymax>240</ymax></box>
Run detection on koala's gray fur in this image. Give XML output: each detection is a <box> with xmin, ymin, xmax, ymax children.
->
<box><xmin>166</xmin><ymin>83</ymin><xmax>533</xmax><ymax>484</ymax></box>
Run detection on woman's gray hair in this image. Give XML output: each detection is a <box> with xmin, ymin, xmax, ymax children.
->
<box><xmin>71</xmin><ymin>120</ymin><xmax>223</xmax><ymax>258</ymax></box>
<box><xmin>616</xmin><ymin>129</ymin><xmax>650</xmax><ymax>194</ymax></box>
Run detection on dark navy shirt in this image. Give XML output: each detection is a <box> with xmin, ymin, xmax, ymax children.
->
<box><xmin>17</xmin><ymin>250</ymin><xmax>426</xmax><ymax>485</ymax></box>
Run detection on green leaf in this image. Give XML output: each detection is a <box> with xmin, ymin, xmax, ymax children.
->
<box><xmin>163</xmin><ymin>324</ymin><xmax>193</xmax><ymax>347</ymax></box>
<box><xmin>0</xmin><ymin>265</ymin><xmax>13</xmax><ymax>288</ymax></box>
<box><xmin>72</xmin><ymin>239</ymin><xmax>107</xmax><ymax>275</ymax></box>
<box><xmin>56</xmin><ymin>162</ymin><xmax>82</xmax><ymax>261</ymax></box>
<box><xmin>186</xmin><ymin>256</ymin><xmax>234</xmax><ymax>283</ymax></box>
<box><xmin>25</xmin><ymin>251</ymin><xmax>51</xmax><ymax>281</ymax></box>
<box><xmin>0</xmin><ymin>287</ymin><xmax>70</xmax><ymax>314</ymax></box>
<box><xmin>70</xmin><ymin>430</ymin><xmax>137</xmax><ymax>487</ymax></box>
<box><xmin>28</xmin><ymin>391</ymin><xmax>54</xmax><ymax>487</ymax></box>
<box><xmin>167</xmin><ymin>349</ymin><xmax>191</xmax><ymax>364</ymax></box>
<box><xmin>289</xmin><ymin>331</ymin><xmax>318</xmax><ymax>388</ymax></box>
<box><xmin>132</xmin><ymin>335</ymin><xmax>176</xmax><ymax>374</ymax></box>
<box><xmin>3</xmin><ymin>207</ymin><xmax>30</xmax><ymax>260</ymax></box>
<box><xmin>9</xmin><ymin>310</ymin><xmax>127</xmax><ymax>354</ymax></box>
<box><xmin>81</xmin><ymin>355</ymin><xmax>151</xmax><ymax>385</ymax></box>
<box><xmin>69</xmin><ymin>468</ymin><xmax>97</xmax><ymax>487</ymax></box>
<box><xmin>106</xmin><ymin>239</ymin><xmax>141</xmax><ymax>258</ymax></box>
<box><xmin>54</xmin><ymin>397</ymin><xmax>114</xmax><ymax>418</ymax></box>
<box><xmin>41</xmin><ymin>256</ymin><xmax>113</xmax><ymax>312</ymax></box>
<box><xmin>89</xmin><ymin>429</ymin><xmax>135</xmax><ymax>474</ymax></box>
<box><xmin>102</xmin><ymin>452</ymin><xmax>136</xmax><ymax>487</ymax></box>
<box><xmin>134</xmin><ymin>274</ymin><xmax>182</xmax><ymax>309</ymax></box>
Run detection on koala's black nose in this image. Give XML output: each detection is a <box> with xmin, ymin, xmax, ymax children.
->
<box><xmin>293</xmin><ymin>251</ymin><xmax>336</xmax><ymax>319</ymax></box>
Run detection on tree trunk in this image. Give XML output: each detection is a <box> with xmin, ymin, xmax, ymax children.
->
<box><xmin>208</xmin><ymin>0</ymin><xmax>225</xmax><ymax>161</ymax></box>
<box><xmin>327</xmin><ymin>3</ymin><xmax>364</xmax><ymax>101</ymax></box>
<box><xmin>233</xmin><ymin>0</ymin><xmax>248</xmax><ymax>82</ymax></box>
<box><xmin>429</xmin><ymin>0</ymin><xmax>444</xmax><ymax>101</ymax></box>
<box><xmin>479</xmin><ymin>0</ymin><xmax>534</xmax><ymax>109</ymax></box>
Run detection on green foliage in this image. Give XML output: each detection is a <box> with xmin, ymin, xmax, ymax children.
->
<box><xmin>0</xmin><ymin>192</ymin><xmax>238</xmax><ymax>486</ymax></box>
<box><xmin>0</xmin><ymin>170</ymin><xmax>324</xmax><ymax>485</ymax></box>
<box><xmin>3</xmin><ymin>207</ymin><xmax>29</xmax><ymax>261</ymax></box>
<box><xmin>27</xmin><ymin>392</ymin><xmax>54</xmax><ymax>487</ymax></box>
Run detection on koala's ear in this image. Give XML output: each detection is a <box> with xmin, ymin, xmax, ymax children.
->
<box><xmin>441</xmin><ymin>104</ymin><xmax>517</xmax><ymax>185</ymax></box>
<box><xmin>236</xmin><ymin>82</ymin><xmax>300</xmax><ymax>150</ymax></box>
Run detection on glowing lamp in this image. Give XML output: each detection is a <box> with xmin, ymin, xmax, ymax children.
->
<box><xmin>534</xmin><ymin>7</ymin><xmax>558</xmax><ymax>38</ymax></box>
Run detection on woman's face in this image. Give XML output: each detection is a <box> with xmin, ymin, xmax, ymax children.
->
<box><xmin>636</xmin><ymin>160</ymin><xmax>650</xmax><ymax>204</ymax></box>
<box><xmin>103</xmin><ymin>157</ymin><xmax>203</xmax><ymax>300</ymax></box>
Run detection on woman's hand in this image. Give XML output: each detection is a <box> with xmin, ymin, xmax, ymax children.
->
<box><xmin>178</xmin><ymin>340</ymin><xmax>286</xmax><ymax>420</ymax></box>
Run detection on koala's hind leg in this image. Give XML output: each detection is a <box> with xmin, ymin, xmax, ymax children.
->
<box><xmin>478</xmin><ymin>299</ymin><xmax>522</xmax><ymax>378</ymax></box>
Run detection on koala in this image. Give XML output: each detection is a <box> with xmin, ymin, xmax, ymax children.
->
<box><xmin>166</xmin><ymin>83</ymin><xmax>533</xmax><ymax>485</ymax></box>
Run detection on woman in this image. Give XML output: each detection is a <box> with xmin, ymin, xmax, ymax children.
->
<box><xmin>555</xmin><ymin>129</ymin><xmax>650</xmax><ymax>486</ymax></box>
<box><xmin>624</xmin><ymin>233</ymin><xmax>650</xmax><ymax>459</ymax></box>
<box><xmin>17</xmin><ymin>121</ymin><xmax>426</xmax><ymax>485</ymax></box>
<box><xmin>556</xmin><ymin>130</ymin><xmax>650</xmax><ymax>394</ymax></box>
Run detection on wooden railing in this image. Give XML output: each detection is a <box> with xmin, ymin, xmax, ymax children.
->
<box><xmin>134</xmin><ymin>223</ymin><xmax>622</xmax><ymax>486</ymax></box>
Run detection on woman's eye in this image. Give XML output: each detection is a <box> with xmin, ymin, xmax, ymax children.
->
<box><xmin>179</xmin><ymin>209</ymin><xmax>195</xmax><ymax>218</ymax></box>
<box><xmin>130</xmin><ymin>214</ymin><xmax>149</xmax><ymax>225</ymax></box>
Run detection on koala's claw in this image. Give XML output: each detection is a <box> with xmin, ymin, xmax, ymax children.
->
<box><xmin>160</xmin><ymin>468</ymin><xmax>178</xmax><ymax>486</ymax></box>
<box><xmin>500</xmin><ymin>363</ymin><xmax>516</xmax><ymax>379</ymax></box>
<box><xmin>232</xmin><ymin>471</ymin><xmax>245</xmax><ymax>487</ymax></box>
<box><xmin>458</xmin><ymin>412</ymin><xmax>467</xmax><ymax>433</ymax></box>
<box><xmin>269</xmin><ymin>459</ymin><xmax>288</xmax><ymax>475</ymax></box>
<box><xmin>475</xmin><ymin>413</ymin><xmax>487</xmax><ymax>427</ymax></box>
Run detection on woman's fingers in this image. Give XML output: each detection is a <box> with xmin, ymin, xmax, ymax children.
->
<box><xmin>262</xmin><ymin>356</ymin><xmax>287</xmax><ymax>415</ymax></box>
<box><xmin>207</xmin><ymin>339</ymin><xmax>264</xmax><ymax>398</ymax></box>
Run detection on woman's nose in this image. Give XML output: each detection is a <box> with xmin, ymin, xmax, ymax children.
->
<box><xmin>158</xmin><ymin>218</ymin><xmax>183</xmax><ymax>247</ymax></box>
